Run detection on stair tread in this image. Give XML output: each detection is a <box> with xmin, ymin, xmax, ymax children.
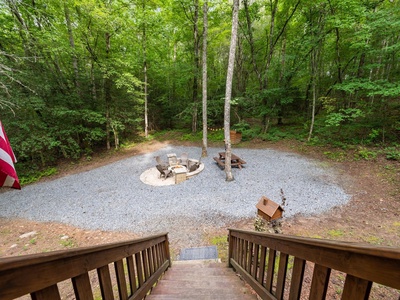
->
<box><xmin>150</xmin><ymin>286</ymin><xmax>255</xmax><ymax>296</ymax></box>
<box><xmin>149</xmin><ymin>261</ymin><xmax>257</xmax><ymax>299</ymax></box>
<box><xmin>154</xmin><ymin>279</ymin><xmax>244</xmax><ymax>289</ymax></box>
<box><xmin>146</xmin><ymin>294</ymin><xmax>257</xmax><ymax>300</ymax></box>
<box><xmin>164</xmin><ymin>269</ymin><xmax>235</xmax><ymax>276</ymax></box>
<box><xmin>161</xmin><ymin>274</ymin><xmax>238</xmax><ymax>280</ymax></box>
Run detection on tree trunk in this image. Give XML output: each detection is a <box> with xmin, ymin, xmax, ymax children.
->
<box><xmin>243</xmin><ymin>0</ymin><xmax>262</xmax><ymax>88</ymax></box>
<box><xmin>64</xmin><ymin>3</ymin><xmax>80</xmax><ymax>94</ymax></box>
<box><xmin>142</xmin><ymin>0</ymin><xmax>148</xmax><ymax>138</ymax></box>
<box><xmin>308</xmin><ymin>53</ymin><xmax>317</xmax><ymax>142</ymax></box>
<box><xmin>224</xmin><ymin>0</ymin><xmax>239</xmax><ymax>182</ymax></box>
<box><xmin>201</xmin><ymin>0</ymin><xmax>208</xmax><ymax>158</ymax></box>
<box><xmin>105</xmin><ymin>32</ymin><xmax>112</xmax><ymax>150</ymax></box>
<box><xmin>308</xmin><ymin>6</ymin><xmax>325</xmax><ymax>142</ymax></box>
<box><xmin>261</xmin><ymin>0</ymin><xmax>279</xmax><ymax>133</ymax></box>
<box><xmin>192</xmin><ymin>0</ymin><xmax>200</xmax><ymax>133</ymax></box>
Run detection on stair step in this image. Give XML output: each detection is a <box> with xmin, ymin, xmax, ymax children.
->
<box><xmin>161</xmin><ymin>273</ymin><xmax>237</xmax><ymax>280</ymax></box>
<box><xmin>148</xmin><ymin>260</ymin><xmax>257</xmax><ymax>300</ymax></box>
<box><xmin>146</xmin><ymin>294</ymin><xmax>256</xmax><ymax>300</ymax></box>
<box><xmin>153</xmin><ymin>279</ymin><xmax>242</xmax><ymax>289</ymax></box>
<box><xmin>164</xmin><ymin>268</ymin><xmax>235</xmax><ymax>276</ymax></box>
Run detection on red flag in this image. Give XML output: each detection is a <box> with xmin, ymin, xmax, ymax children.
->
<box><xmin>0</xmin><ymin>121</ymin><xmax>21</xmax><ymax>189</ymax></box>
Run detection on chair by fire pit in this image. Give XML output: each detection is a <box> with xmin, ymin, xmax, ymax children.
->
<box><xmin>156</xmin><ymin>164</ymin><xmax>172</xmax><ymax>179</ymax></box>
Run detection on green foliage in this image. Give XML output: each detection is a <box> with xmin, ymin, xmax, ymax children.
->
<box><xmin>323</xmin><ymin>151</ymin><xmax>347</xmax><ymax>162</ymax></box>
<box><xmin>231</xmin><ymin>120</ymin><xmax>251</xmax><ymax>133</ymax></box>
<box><xmin>210</xmin><ymin>235</ymin><xmax>228</xmax><ymax>262</ymax></box>
<box><xmin>259</xmin><ymin>127</ymin><xmax>297</xmax><ymax>142</ymax></box>
<box><xmin>354</xmin><ymin>147</ymin><xmax>377</xmax><ymax>161</ymax></box>
<box><xmin>231</xmin><ymin>121</ymin><xmax>256</xmax><ymax>141</ymax></box>
<box><xmin>180</xmin><ymin>131</ymin><xmax>203</xmax><ymax>142</ymax></box>
<box><xmin>208</xmin><ymin>130</ymin><xmax>225</xmax><ymax>142</ymax></box>
<box><xmin>0</xmin><ymin>0</ymin><xmax>399</xmax><ymax>172</ymax></box>
<box><xmin>19</xmin><ymin>168</ymin><xmax>58</xmax><ymax>186</ymax></box>
<box><xmin>327</xmin><ymin>229</ymin><xmax>345</xmax><ymax>238</ymax></box>
<box><xmin>384</xmin><ymin>147</ymin><xmax>400</xmax><ymax>161</ymax></box>
<box><xmin>325</xmin><ymin>109</ymin><xmax>365</xmax><ymax>127</ymax></box>
<box><xmin>60</xmin><ymin>238</ymin><xmax>76</xmax><ymax>248</ymax></box>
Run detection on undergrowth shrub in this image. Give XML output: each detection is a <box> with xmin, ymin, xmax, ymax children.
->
<box><xmin>384</xmin><ymin>147</ymin><xmax>400</xmax><ymax>161</ymax></box>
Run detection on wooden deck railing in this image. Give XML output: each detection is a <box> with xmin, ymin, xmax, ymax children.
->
<box><xmin>0</xmin><ymin>233</ymin><xmax>171</xmax><ymax>300</ymax></box>
<box><xmin>228</xmin><ymin>229</ymin><xmax>400</xmax><ymax>300</ymax></box>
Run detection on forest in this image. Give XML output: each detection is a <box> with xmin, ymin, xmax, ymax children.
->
<box><xmin>0</xmin><ymin>0</ymin><xmax>399</xmax><ymax>180</ymax></box>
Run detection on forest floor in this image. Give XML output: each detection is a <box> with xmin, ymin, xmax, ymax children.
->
<box><xmin>0</xmin><ymin>135</ymin><xmax>399</xmax><ymax>298</ymax></box>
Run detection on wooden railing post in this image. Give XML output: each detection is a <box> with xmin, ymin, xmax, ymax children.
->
<box><xmin>228</xmin><ymin>230</ymin><xmax>234</xmax><ymax>268</ymax></box>
<box><xmin>164</xmin><ymin>233</ymin><xmax>172</xmax><ymax>267</ymax></box>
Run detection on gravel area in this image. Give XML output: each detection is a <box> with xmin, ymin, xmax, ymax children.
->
<box><xmin>0</xmin><ymin>146</ymin><xmax>350</xmax><ymax>246</ymax></box>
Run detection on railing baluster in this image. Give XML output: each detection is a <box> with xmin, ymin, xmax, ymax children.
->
<box><xmin>265</xmin><ymin>248</ymin><xmax>276</xmax><ymax>291</ymax></box>
<box><xmin>157</xmin><ymin>245</ymin><xmax>161</xmax><ymax>266</ymax></box>
<box><xmin>153</xmin><ymin>245</ymin><xmax>158</xmax><ymax>272</ymax></box>
<box><xmin>234</xmin><ymin>237</ymin><xmax>240</xmax><ymax>262</ymax></box>
<box><xmin>31</xmin><ymin>284</ymin><xmax>61</xmax><ymax>300</ymax></box>
<box><xmin>246</xmin><ymin>242</ymin><xmax>253</xmax><ymax>273</ymax></box>
<box><xmin>143</xmin><ymin>249</ymin><xmax>150</xmax><ymax>280</ymax></box>
<box><xmin>309</xmin><ymin>264</ymin><xmax>331</xmax><ymax>300</ymax></box>
<box><xmin>165</xmin><ymin>234</ymin><xmax>172</xmax><ymax>267</ymax></box>
<box><xmin>148</xmin><ymin>246</ymin><xmax>155</xmax><ymax>275</ymax></box>
<box><xmin>233</xmin><ymin>236</ymin><xmax>239</xmax><ymax>262</ymax></box>
<box><xmin>251</xmin><ymin>243</ymin><xmax>260</xmax><ymax>279</ymax></box>
<box><xmin>158</xmin><ymin>243</ymin><xmax>163</xmax><ymax>264</ymax></box>
<box><xmin>243</xmin><ymin>240</ymin><xmax>248</xmax><ymax>268</ymax></box>
<box><xmin>289</xmin><ymin>257</ymin><xmax>306</xmax><ymax>300</ymax></box>
<box><xmin>97</xmin><ymin>265</ymin><xmax>114</xmax><ymax>300</ymax></box>
<box><xmin>238</xmin><ymin>238</ymin><xmax>243</xmax><ymax>267</ymax></box>
<box><xmin>258</xmin><ymin>245</ymin><xmax>267</xmax><ymax>285</ymax></box>
<box><xmin>342</xmin><ymin>274</ymin><xmax>372</xmax><ymax>300</ymax></box>
<box><xmin>115</xmin><ymin>259</ymin><xmax>128</xmax><ymax>300</ymax></box>
<box><xmin>135</xmin><ymin>252</ymin><xmax>144</xmax><ymax>288</ymax></box>
<box><xmin>127</xmin><ymin>255</ymin><xmax>137</xmax><ymax>295</ymax></box>
<box><xmin>276</xmin><ymin>252</ymin><xmax>289</xmax><ymax>300</ymax></box>
<box><xmin>72</xmin><ymin>272</ymin><xmax>94</xmax><ymax>300</ymax></box>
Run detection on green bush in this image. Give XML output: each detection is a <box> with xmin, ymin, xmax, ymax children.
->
<box><xmin>19</xmin><ymin>167</ymin><xmax>58</xmax><ymax>186</ymax></box>
<box><xmin>384</xmin><ymin>147</ymin><xmax>400</xmax><ymax>161</ymax></box>
<box><xmin>354</xmin><ymin>147</ymin><xmax>377</xmax><ymax>161</ymax></box>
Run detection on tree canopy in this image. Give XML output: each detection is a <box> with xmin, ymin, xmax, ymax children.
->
<box><xmin>1</xmin><ymin>0</ymin><xmax>399</xmax><ymax>175</ymax></box>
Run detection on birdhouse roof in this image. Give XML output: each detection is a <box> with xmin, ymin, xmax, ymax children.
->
<box><xmin>256</xmin><ymin>196</ymin><xmax>284</xmax><ymax>216</ymax></box>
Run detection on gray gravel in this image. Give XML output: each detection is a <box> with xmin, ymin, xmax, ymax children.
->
<box><xmin>0</xmin><ymin>146</ymin><xmax>350</xmax><ymax>245</ymax></box>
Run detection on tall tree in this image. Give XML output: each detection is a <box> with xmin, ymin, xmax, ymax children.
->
<box><xmin>224</xmin><ymin>0</ymin><xmax>240</xmax><ymax>182</ymax></box>
<box><xmin>307</xmin><ymin>3</ymin><xmax>326</xmax><ymax>141</ymax></box>
<box><xmin>192</xmin><ymin>0</ymin><xmax>200</xmax><ymax>133</ymax></box>
<box><xmin>201</xmin><ymin>0</ymin><xmax>208</xmax><ymax>157</ymax></box>
<box><xmin>142</xmin><ymin>0</ymin><xmax>149</xmax><ymax>138</ymax></box>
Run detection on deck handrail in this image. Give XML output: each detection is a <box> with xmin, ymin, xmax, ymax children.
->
<box><xmin>228</xmin><ymin>228</ymin><xmax>400</xmax><ymax>300</ymax></box>
<box><xmin>0</xmin><ymin>232</ymin><xmax>171</xmax><ymax>300</ymax></box>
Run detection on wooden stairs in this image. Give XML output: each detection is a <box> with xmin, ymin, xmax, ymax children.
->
<box><xmin>146</xmin><ymin>260</ymin><xmax>258</xmax><ymax>300</ymax></box>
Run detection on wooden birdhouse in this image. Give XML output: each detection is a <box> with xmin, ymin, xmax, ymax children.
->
<box><xmin>256</xmin><ymin>196</ymin><xmax>284</xmax><ymax>221</ymax></box>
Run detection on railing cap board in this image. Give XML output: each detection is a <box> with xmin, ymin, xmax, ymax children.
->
<box><xmin>228</xmin><ymin>229</ymin><xmax>400</xmax><ymax>259</ymax></box>
<box><xmin>0</xmin><ymin>232</ymin><xmax>169</xmax><ymax>271</ymax></box>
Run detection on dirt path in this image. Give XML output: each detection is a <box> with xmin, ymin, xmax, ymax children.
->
<box><xmin>0</xmin><ymin>138</ymin><xmax>399</xmax><ymax>260</ymax></box>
